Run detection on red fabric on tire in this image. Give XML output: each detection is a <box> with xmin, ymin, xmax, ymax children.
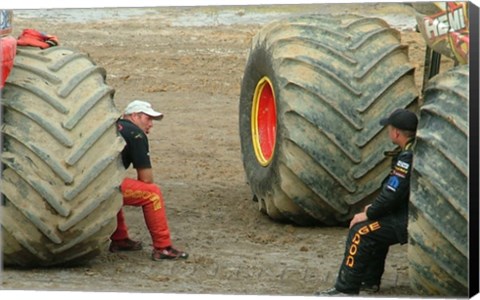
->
<box><xmin>17</xmin><ymin>28</ymin><xmax>59</xmax><ymax>48</ymax></box>
<box><xmin>1</xmin><ymin>36</ymin><xmax>17</xmax><ymax>88</ymax></box>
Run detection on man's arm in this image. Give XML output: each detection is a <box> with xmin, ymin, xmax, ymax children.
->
<box><xmin>366</xmin><ymin>151</ymin><xmax>413</xmax><ymax>220</ymax></box>
<box><xmin>137</xmin><ymin>168</ymin><xmax>154</xmax><ymax>184</ymax></box>
<box><xmin>349</xmin><ymin>152</ymin><xmax>412</xmax><ymax>229</ymax></box>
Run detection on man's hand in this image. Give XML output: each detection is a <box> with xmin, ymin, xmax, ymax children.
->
<box><xmin>349</xmin><ymin>212</ymin><xmax>368</xmax><ymax>229</ymax></box>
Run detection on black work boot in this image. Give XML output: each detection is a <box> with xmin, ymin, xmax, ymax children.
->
<box><xmin>109</xmin><ymin>238</ymin><xmax>143</xmax><ymax>252</ymax></box>
<box><xmin>361</xmin><ymin>282</ymin><xmax>380</xmax><ymax>292</ymax></box>
<box><xmin>314</xmin><ymin>287</ymin><xmax>357</xmax><ymax>296</ymax></box>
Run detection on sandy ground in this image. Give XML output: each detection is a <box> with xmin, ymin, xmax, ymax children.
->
<box><xmin>1</xmin><ymin>3</ymin><xmax>454</xmax><ymax>297</ymax></box>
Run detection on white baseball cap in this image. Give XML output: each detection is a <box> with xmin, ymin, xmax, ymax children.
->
<box><xmin>124</xmin><ymin>100</ymin><xmax>163</xmax><ymax>120</ymax></box>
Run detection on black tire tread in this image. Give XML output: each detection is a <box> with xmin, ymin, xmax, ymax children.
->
<box><xmin>1</xmin><ymin>46</ymin><xmax>125</xmax><ymax>267</ymax></box>
<box><xmin>241</xmin><ymin>14</ymin><xmax>418</xmax><ymax>224</ymax></box>
<box><xmin>408</xmin><ymin>65</ymin><xmax>468</xmax><ymax>296</ymax></box>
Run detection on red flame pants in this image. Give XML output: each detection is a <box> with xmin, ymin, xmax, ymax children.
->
<box><xmin>110</xmin><ymin>178</ymin><xmax>172</xmax><ymax>249</ymax></box>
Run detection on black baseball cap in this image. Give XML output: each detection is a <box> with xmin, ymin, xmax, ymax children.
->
<box><xmin>380</xmin><ymin>108</ymin><xmax>418</xmax><ymax>131</ymax></box>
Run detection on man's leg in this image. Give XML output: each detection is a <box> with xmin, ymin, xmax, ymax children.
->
<box><xmin>333</xmin><ymin>220</ymin><xmax>399</xmax><ymax>294</ymax></box>
<box><xmin>120</xmin><ymin>177</ymin><xmax>172</xmax><ymax>249</ymax></box>
<box><xmin>110</xmin><ymin>207</ymin><xmax>143</xmax><ymax>252</ymax></box>
<box><xmin>361</xmin><ymin>245</ymin><xmax>389</xmax><ymax>292</ymax></box>
<box><xmin>111</xmin><ymin>208</ymin><xmax>129</xmax><ymax>241</ymax></box>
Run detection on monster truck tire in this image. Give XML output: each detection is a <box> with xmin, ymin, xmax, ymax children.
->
<box><xmin>239</xmin><ymin>14</ymin><xmax>418</xmax><ymax>225</ymax></box>
<box><xmin>1</xmin><ymin>46</ymin><xmax>125</xmax><ymax>267</ymax></box>
<box><xmin>408</xmin><ymin>65</ymin><xmax>469</xmax><ymax>296</ymax></box>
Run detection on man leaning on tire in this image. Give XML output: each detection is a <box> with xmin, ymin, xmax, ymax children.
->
<box><xmin>315</xmin><ymin>108</ymin><xmax>418</xmax><ymax>296</ymax></box>
<box><xmin>109</xmin><ymin>100</ymin><xmax>188</xmax><ymax>260</ymax></box>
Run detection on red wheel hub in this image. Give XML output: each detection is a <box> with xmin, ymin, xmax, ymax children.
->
<box><xmin>251</xmin><ymin>77</ymin><xmax>277</xmax><ymax>166</ymax></box>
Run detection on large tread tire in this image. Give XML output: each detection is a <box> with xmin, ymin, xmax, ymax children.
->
<box><xmin>408</xmin><ymin>65</ymin><xmax>469</xmax><ymax>296</ymax></box>
<box><xmin>239</xmin><ymin>14</ymin><xmax>418</xmax><ymax>225</ymax></box>
<box><xmin>1</xmin><ymin>46</ymin><xmax>125</xmax><ymax>267</ymax></box>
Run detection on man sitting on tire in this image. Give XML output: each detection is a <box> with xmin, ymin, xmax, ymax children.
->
<box><xmin>109</xmin><ymin>100</ymin><xmax>188</xmax><ymax>260</ymax></box>
<box><xmin>316</xmin><ymin>108</ymin><xmax>418</xmax><ymax>295</ymax></box>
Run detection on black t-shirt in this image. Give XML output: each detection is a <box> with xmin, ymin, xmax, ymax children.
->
<box><xmin>117</xmin><ymin>119</ymin><xmax>152</xmax><ymax>169</ymax></box>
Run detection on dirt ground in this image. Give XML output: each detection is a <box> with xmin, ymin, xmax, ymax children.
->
<box><xmin>1</xmin><ymin>3</ymin><xmax>454</xmax><ymax>297</ymax></box>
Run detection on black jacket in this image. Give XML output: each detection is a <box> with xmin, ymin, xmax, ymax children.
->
<box><xmin>117</xmin><ymin>119</ymin><xmax>152</xmax><ymax>170</ymax></box>
<box><xmin>366</xmin><ymin>138</ymin><xmax>415</xmax><ymax>244</ymax></box>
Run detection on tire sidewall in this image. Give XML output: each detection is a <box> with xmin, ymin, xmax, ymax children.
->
<box><xmin>239</xmin><ymin>41</ymin><xmax>283</xmax><ymax>199</ymax></box>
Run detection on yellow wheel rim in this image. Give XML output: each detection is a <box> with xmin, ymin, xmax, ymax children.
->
<box><xmin>251</xmin><ymin>77</ymin><xmax>277</xmax><ymax>167</ymax></box>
